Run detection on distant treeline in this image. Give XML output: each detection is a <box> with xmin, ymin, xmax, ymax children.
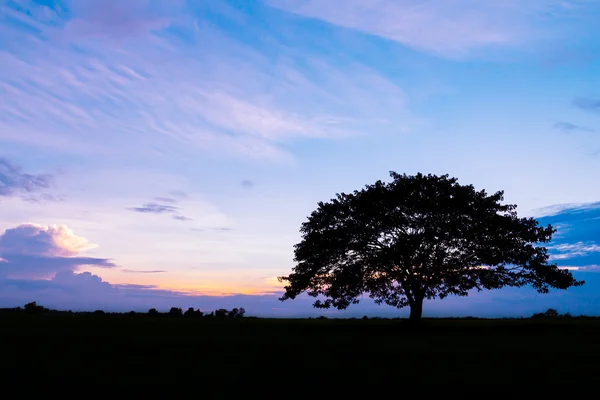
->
<box><xmin>0</xmin><ymin>301</ymin><xmax>246</xmax><ymax>319</ymax></box>
<box><xmin>0</xmin><ymin>302</ymin><xmax>597</xmax><ymax>320</ymax></box>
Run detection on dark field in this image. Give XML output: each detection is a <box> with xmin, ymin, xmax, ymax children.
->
<box><xmin>2</xmin><ymin>312</ymin><xmax>599</xmax><ymax>384</ymax></box>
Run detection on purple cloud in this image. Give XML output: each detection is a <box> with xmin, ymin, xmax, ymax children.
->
<box><xmin>0</xmin><ymin>158</ymin><xmax>53</xmax><ymax>197</ymax></box>
<box><xmin>172</xmin><ymin>215</ymin><xmax>193</xmax><ymax>222</ymax></box>
<box><xmin>128</xmin><ymin>203</ymin><xmax>178</xmax><ymax>214</ymax></box>
<box><xmin>0</xmin><ymin>224</ymin><xmax>115</xmax><ymax>279</ymax></box>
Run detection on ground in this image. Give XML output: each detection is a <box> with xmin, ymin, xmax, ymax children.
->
<box><xmin>1</xmin><ymin>312</ymin><xmax>598</xmax><ymax>384</ymax></box>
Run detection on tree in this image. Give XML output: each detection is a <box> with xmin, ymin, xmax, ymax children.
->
<box><xmin>24</xmin><ymin>301</ymin><xmax>46</xmax><ymax>314</ymax></box>
<box><xmin>544</xmin><ymin>308</ymin><xmax>559</xmax><ymax>318</ymax></box>
<box><xmin>228</xmin><ymin>307</ymin><xmax>246</xmax><ymax>318</ymax></box>
<box><xmin>184</xmin><ymin>307</ymin><xmax>204</xmax><ymax>318</ymax></box>
<box><xmin>169</xmin><ymin>307</ymin><xmax>183</xmax><ymax>317</ymax></box>
<box><xmin>278</xmin><ymin>172</ymin><xmax>584</xmax><ymax>323</ymax></box>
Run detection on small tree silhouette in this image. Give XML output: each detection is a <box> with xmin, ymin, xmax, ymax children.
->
<box><xmin>184</xmin><ymin>307</ymin><xmax>204</xmax><ymax>318</ymax></box>
<box><xmin>226</xmin><ymin>307</ymin><xmax>246</xmax><ymax>318</ymax></box>
<box><xmin>545</xmin><ymin>308</ymin><xmax>559</xmax><ymax>317</ymax></box>
<box><xmin>148</xmin><ymin>308</ymin><xmax>159</xmax><ymax>316</ymax></box>
<box><xmin>169</xmin><ymin>307</ymin><xmax>183</xmax><ymax>317</ymax></box>
<box><xmin>24</xmin><ymin>301</ymin><xmax>46</xmax><ymax>314</ymax></box>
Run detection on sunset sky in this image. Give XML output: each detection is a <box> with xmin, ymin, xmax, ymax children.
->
<box><xmin>1</xmin><ymin>0</ymin><xmax>600</xmax><ymax>317</ymax></box>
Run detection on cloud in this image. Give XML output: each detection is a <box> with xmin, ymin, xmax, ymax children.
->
<box><xmin>241</xmin><ymin>180</ymin><xmax>255</xmax><ymax>189</ymax></box>
<box><xmin>553</xmin><ymin>121</ymin><xmax>595</xmax><ymax>133</ymax></box>
<box><xmin>0</xmin><ymin>224</ymin><xmax>115</xmax><ymax>279</ymax></box>
<box><xmin>0</xmin><ymin>158</ymin><xmax>53</xmax><ymax>198</ymax></box>
<box><xmin>265</xmin><ymin>0</ymin><xmax>582</xmax><ymax>57</ymax></box>
<box><xmin>0</xmin><ymin>1</ymin><xmax>413</xmax><ymax>162</ymax></box>
<box><xmin>172</xmin><ymin>215</ymin><xmax>193</xmax><ymax>222</ymax></box>
<box><xmin>128</xmin><ymin>203</ymin><xmax>177</xmax><ymax>214</ymax></box>
<box><xmin>191</xmin><ymin>227</ymin><xmax>233</xmax><ymax>233</ymax></box>
<box><xmin>573</xmin><ymin>97</ymin><xmax>600</xmax><ymax>114</ymax></box>
<box><xmin>21</xmin><ymin>193</ymin><xmax>64</xmax><ymax>204</ymax></box>
<box><xmin>548</xmin><ymin>242</ymin><xmax>600</xmax><ymax>260</ymax></box>
<box><xmin>129</xmin><ymin>200</ymin><xmax>193</xmax><ymax>222</ymax></box>
<box><xmin>557</xmin><ymin>265</ymin><xmax>600</xmax><ymax>272</ymax></box>
<box><xmin>169</xmin><ymin>190</ymin><xmax>188</xmax><ymax>199</ymax></box>
<box><xmin>154</xmin><ymin>197</ymin><xmax>177</xmax><ymax>203</ymax></box>
<box><xmin>121</xmin><ymin>269</ymin><xmax>166</xmax><ymax>274</ymax></box>
<box><xmin>536</xmin><ymin>202</ymin><xmax>600</xmax><ymax>268</ymax></box>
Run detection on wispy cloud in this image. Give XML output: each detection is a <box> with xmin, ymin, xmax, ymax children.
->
<box><xmin>60</xmin><ymin>0</ymin><xmax>178</xmax><ymax>40</ymax></box>
<box><xmin>533</xmin><ymin>201</ymin><xmax>600</xmax><ymax>218</ymax></box>
<box><xmin>172</xmin><ymin>215</ymin><xmax>193</xmax><ymax>222</ymax></box>
<box><xmin>0</xmin><ymin>0</ymin><xmax>413</xmax><ymax>162</ymax></box>
<box><xmin>0</xmin><ymin>158</ymin><xmax>53</xmax><ymax>198</ymax></box>
<box><xmin>128</xmin><ymin>203</ymin><xmax>177</xmax><ymax>214</ymax></box>
<box><xmin>548</xmin><ymin>242</ymin><xmax>600</xmax><ymax>260</ymax></box>
<box><xmin>265</xmin><ymin>0</ymin><xmax>587</xmax><ymax>57</ymax></box>
<box><xmin>129</xmin><ymin>199</ymin><xmax>194</xmax><ymax>222</ymax></box>
<box><xmin>169</xmin><ymin>190</ymin><xmax>188</xmax><ymax>199</ymax></box>
<box><xmin>553</xmin><ymin>121</ymin><xmax>595</xmax><ymax>133</ymax></box>
<box><xmin>154</xmin><ymin>197</ymin><xmax>177</xmax><ymax>203</ymax></box>
<box><xmin>573</xmin><ymin>97</ymin><xmax>600</xmax><ymax>114</ymax></box>
<box><xmin>0</xmin><ymin>223</ymin><xmax>115</xmax><ymax>279</ymax></box>
<box><xmin>191</xmin><ymin>227</ymin><xmax>233</xmax><ymax>233</ymax></box>
<box><xmin>536</xmin><ymin>202</ymin><xmax>600</xmax><ymax>269</ymax></box>
<box><xmin>121</xmin><ymin>269</ymin><xmax>166</xmax><ymax>274</ymax></box>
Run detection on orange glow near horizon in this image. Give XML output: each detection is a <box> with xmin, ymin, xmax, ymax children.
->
<box><xmin>80</xmin><ymin>266</ymin><xmax>286</xmax><ymax>297</ymax></box>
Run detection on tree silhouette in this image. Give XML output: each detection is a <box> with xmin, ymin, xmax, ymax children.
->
<box><xmin>278</xmin><ymin>172</ymin><xmax>584</xmax><ymax>322</ymax></box>
<box><xmin>228</xmin><ymin>307</ymin><xmax>246</xmax><ymax>318</ymax></box>
<box><xmin>184</xmin><ymin>307</ymin><xmax>204</xmax><ymax>318</ymax></box>
<box><xmin>544</xmin><ymin>308</ymin><xmax>559</xmax><ymax>317</ymax></box>
<box><xmin>169</xmin><ymin>307</ymin><xmax>183</xmax><ymax>317</ymax></box>
<box><xmin>24</xmin><ymin>301</ymin><xmax>46</xmax><ymax>314</ymax></box>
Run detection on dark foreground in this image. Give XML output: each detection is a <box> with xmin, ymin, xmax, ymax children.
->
<box><xmin>1</xmin><ymin>312</ymin><xmax>599</xmax><ymax>384</ymax></box>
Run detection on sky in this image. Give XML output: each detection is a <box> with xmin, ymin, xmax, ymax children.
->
<box><xmin>1</xmin><ymin>0</ymin><xmax>600</xmax><ymax>318</ymax></box>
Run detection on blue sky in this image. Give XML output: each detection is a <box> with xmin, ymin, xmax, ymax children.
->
<box><xmin>1</xmin><ymin>0</ymin><xmax>600</xmax><ymax>317</ymax></box>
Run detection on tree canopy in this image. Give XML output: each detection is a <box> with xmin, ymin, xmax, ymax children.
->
<box><xmin>278</xmin><ymin>172</ymin><xmax>584</xmax><ymax>322</ymax></box>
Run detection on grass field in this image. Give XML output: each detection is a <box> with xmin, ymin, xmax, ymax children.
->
<box><xmin>1</xmin><ymin>311</ymin><xmax>598</xmax><ymax>384</ymax></box>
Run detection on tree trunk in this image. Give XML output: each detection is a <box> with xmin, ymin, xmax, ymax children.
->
<box><xmin>408</xmin><ymin>297</ymin><xmax>423</xmax><ymax>324</ymax></box>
